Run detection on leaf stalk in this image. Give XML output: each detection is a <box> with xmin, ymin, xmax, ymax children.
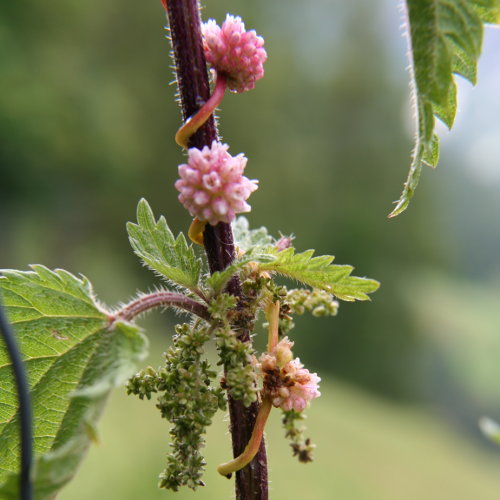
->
<box><xmin>114</xmin><ymin>291</ymin><xmax>211</xmax><ymax>323</ymax></box>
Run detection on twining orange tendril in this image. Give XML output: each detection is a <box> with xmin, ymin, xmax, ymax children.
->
<box><xmin>266</xmin><ymin>300</ymin><xmax>280</xmax><ymax>352</ymax></box>
<box><xmin>217</xmin><ymin>397</ymin><xmax>272</xmax><ymax>478</ymax></box>
<box><xmin>175</xmin><ymin>74</ymin><xmax>227</xmax><ymax>149</ymax></box>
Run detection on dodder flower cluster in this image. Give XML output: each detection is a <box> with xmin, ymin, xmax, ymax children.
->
<box><xmin>258</xmin><ymin>337</ymin><xmax>321</xmax><ymax>412</ymax></box>
<box><xmin>202</xmin><ymin>15</ymin><xmax>267</xmax><ymax>93</ymax></box>
<box><xmin>175</xmin><ymin>141</ymin><xmax>258</xmax><ymax>225</ymax></box>
<box><xmin>175</xmin><ymin>14</ymin><xmax>266</xmax><ymax>226</ymax></box>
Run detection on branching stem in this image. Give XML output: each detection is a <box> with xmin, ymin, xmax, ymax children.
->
<box><xmin>114</xmin><ymin>291</ymin><xmax>210</xmax><ymax>322</ymax></box>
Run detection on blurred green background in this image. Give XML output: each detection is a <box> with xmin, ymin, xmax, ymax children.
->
<box><xmin>2</xmin><ymin>0</ymin><xmax>500</xmax><ymax>498</ymax></box>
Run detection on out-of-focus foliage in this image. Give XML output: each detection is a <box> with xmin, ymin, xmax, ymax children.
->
<box><xmin>480</xmin><ymin>417</ymin><xmax>500</xmax><ymax>444</ymax></box>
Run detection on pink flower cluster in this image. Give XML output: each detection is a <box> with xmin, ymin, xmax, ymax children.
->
<box><xmin>258</xmin><ymin>337</ymin><xmax>321</xmax><ymax>412</ymax></box>
<box><xmin>175</xmin><ymin>141</ymin><xmax>258</xmax><ymax>226</ymax></box>
<box><xmin>202</xmin><ymin>14</ymin><xmax>267</xmax><ymax>93</ymax></box>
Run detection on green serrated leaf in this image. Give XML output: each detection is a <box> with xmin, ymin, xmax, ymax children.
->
<box><xmin>232</xmin><ymin>216</ymin><xmax>274</xmax><ymax>253</ymax></box>
<box><xmin>0</xmin><ymin>266</ymin><xmax>148</xmax><ymax>499</ymax></box>
<box><xmin>390</xmin><ymin>0</ymin><xmax>493</xmax><ymax>217</ymax></box>
<box><xmin>257</xmin><ymin>248</ymin><xmax>379</xmax><ymax>302</ymax></box>
<box><xmin>127</xmin><ymin>198</ymin><xmax>202</xmax><ymax>291</ymax></box>
<box><xmin>434</xmin><ymin>80</ymin><xmax>457</xmax><ymax>129</ymax></box>
<box><xmin>423</xmin><ymin>134</ymin><xmax>440</xmax><ymax>167</ymax></box>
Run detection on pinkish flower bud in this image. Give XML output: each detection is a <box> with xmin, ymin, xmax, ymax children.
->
<box><xmin>274</xmin><ymin>336</ymin><xmax>294</xmax><ymax>368</ymax></box>
<box><xmin>175</xmin><ymin>141</ymin><xmax>258</xmax><ymax>225</ymax></box>
<box><xmin>202</xmin><ymin>14</ymin><xmax>267</xmax><ymax>93</ymax></box>
<box><xmin>259</xmin><ymin>353</ymin><xmax>277</xmax><ymax>372</ymax></box>
<box><xmin>279</xmin><ymin>359</ymin><xmax>321</xmax><ymax>412</ymax></box>
<box><xmin>275</xmin><ymin>234</ymin><xmax>294</xmax><ymax>252</ymax></box>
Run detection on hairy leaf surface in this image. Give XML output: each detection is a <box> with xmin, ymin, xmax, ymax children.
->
<box><xmin>258</xmin><ymin>248</ymin><xmax>379</xmax><ymax>301</ymax></box>
<box><xmin>390</xmin><ymin>0</ymin><xmax>499</xmax><ymax>217</ymax></box>
<box><xmin>127</xmin><ymin>199</ymin><xmax>202</xmax><ymax>291</ymax></box>
<box><xmin>0</xmin><ymin>266</ymin><xmax>147</xmax><ymax>499</ymax></box>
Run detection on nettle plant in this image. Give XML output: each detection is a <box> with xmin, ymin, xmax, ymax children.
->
<box><xmin>0</xmin><ymin>1</ymin><xmax>499</xmax><ymax>499</ymax></box>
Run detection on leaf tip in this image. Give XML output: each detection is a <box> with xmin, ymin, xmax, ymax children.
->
<box><xmin>388</xmin><ymin>200</ymin><xmax>408</xmax><ymax>218</ymax></box>
<box><xmin>136</xmin><ymin>197</ymin><xmax>154</xmax><ymax>220</ymax></box>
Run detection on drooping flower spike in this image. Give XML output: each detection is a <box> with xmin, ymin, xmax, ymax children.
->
<box><xmin>175</xmin><ymin>141</ymin><xmax>258</xmax><ymax>227</ymax></box>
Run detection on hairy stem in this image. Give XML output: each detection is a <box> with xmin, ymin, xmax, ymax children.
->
<box><xmin>165</xmin><ymin>2</ymin><xmax>268</xmax><ymax>498</ymax></box>
<box><xmin>114</xmin><ymin>291</ymin><xmax>210</xmax><ymax>322</ymax></box>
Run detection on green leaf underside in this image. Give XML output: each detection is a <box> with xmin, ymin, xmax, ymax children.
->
<box><xmin>252</xmin><ymin>248</ymin><xmax>379</xmax><ymax>302</ymax></box>
<box><xmin>232</xmin><ymin>217</ymin><xmax>274</xmax><ymax>253</ymax></box>
<box><xmin>390</xmin><ymin>0</ymin><xmax>499</xmax><ymax>217</ymax></box>
<box><xmin>127</xmin><ymin>199</ymin><xmax>202</xmax><ymax>291</ymax></box>
<box><xmin>0</xmin><ymin>266</ymin><xmax>147</xmax><ymax>499</ymax></box>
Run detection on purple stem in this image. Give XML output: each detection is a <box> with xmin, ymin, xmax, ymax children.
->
<box><xmin>114</xmin><ymin>291</ymin><xmax>210</xmax><ymax>322</ymax></box>
<box><xmin>165</xmin><ymin>1</ymin><xmax>268</xmax><ymax>498</ymax></box>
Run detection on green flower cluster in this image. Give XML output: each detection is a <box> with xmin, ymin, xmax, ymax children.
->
<box><xmin>127</xmin><ymin>321</ymin><xmax>226</xmax><ymax>491</ymax></box>
<box><xmin>214</xmin><ymin>324</ymin><xmax>257</xmax><ymax>407</ymax></box>
<box><xmin>287</xmin><ymin>288</ymin><xmax>339</xmax><ymax>317</ymax></box>
<box><xmin>209</xmin><ymin>294</ymin><xmax>258</xmax><ymax>407</ymax></box>
<box><xmin>126</xmin><ymin>366</ymin><xmax>159</xmax><ymax>400</ymax></box>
